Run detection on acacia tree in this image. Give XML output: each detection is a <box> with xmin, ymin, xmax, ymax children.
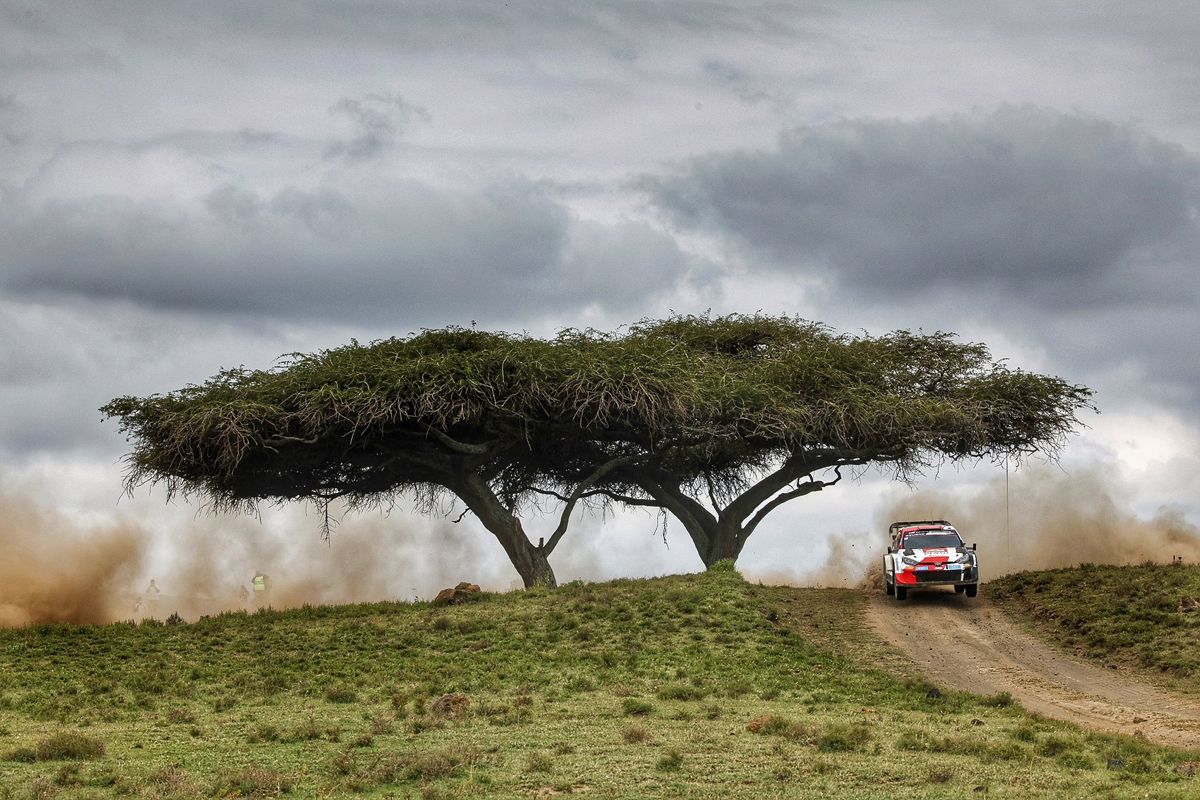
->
<box><xmin>104</xmin><ymin>315</ymin><xmax>1092</xmax><ymax>584</ymax></box>
<box><xmin>528</xmin><ymin>315</ymin><xmax>1095</xmax><ymax>568</ymax></box>
<box><xmin>101</xmin><ymin>327</ymin><xmax>694</xmax><ymax>588</ymax></box>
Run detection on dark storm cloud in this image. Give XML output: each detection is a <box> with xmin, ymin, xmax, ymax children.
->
<box><xmin>647</xmin><ymin>106</ymin><xmax>1200</xmax><ymax>308</ymax></box>
<box><xmin>0</xmin><ymin>163</ymin><xmax>699</xmax><ymax>322</ymax></box>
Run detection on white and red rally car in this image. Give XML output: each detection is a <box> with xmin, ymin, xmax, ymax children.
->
<box><xmin>883</xmin><ymin>520</ymin><xmax>978</xmax><ymax>600</ymax></box>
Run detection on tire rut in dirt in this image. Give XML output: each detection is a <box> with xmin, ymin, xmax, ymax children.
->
<box><xmin>866</xmin><ymin>589</ymin><xmax>1200</xmax><ymax>750</ymax></box>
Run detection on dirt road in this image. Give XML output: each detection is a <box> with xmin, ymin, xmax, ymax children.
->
<box><xmin>866</xmin><ymin>589</ymin><xmax>1200</xmax><ymax>751</ymax></box>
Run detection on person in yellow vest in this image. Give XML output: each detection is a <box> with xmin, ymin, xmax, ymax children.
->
<box><xmin>251</xmin><ymin>571</ymin><xmax>270</xmax><ymax>606</ymax></box>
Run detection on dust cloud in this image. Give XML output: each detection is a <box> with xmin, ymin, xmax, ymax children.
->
<box><xmin>0</xmin><ymin>488</ymin><xmax>515</xmax><ymax>628</ymax></box>
<box><xmin>747</xmin><ymin>528</ymin><xmax>877</xmax><ymax>590</ymax></box>
<box><xmin>886</xmin><ymin>465</ymin><xmax>1200</xmax><ymax>578</ymax></box>
<box><xmin>747</xmin><ymin>465</ymin><xmax>1200</xmax><ymax>589</ymax></box>
<box><xmin>0</xmin><ymin>490</ymin><xmax>148</xmax><ymax>626</ymax></box>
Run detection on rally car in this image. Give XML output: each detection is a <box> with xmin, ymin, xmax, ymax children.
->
<box><xmin>883</xmin><ymin>520</ymin><xmax>978</xmax><ymax>600</ymax></box>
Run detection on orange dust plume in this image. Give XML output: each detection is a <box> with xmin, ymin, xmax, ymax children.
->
<box><xmin>0</xmin><ymin>490</ymin><xmax>148</xmax><ymax>627</ymax></box>
<box><xmin>0</xmin><ymin>486</ymin><xmax>518</xmax><ymax>627</ymax></box>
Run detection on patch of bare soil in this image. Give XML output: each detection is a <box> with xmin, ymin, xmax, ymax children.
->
<box><xmin>867</xmin><ymin>589</ymin><xmax>1200</xmax><ymax>751</ymax></box>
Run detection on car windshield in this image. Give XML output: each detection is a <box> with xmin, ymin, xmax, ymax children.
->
<box><xmin>903</xmin><ymin>533</ymin><xmax>963</xmax><ymax>550</ymax></box>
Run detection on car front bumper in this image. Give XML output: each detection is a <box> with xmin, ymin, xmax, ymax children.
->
<box><xmin>895</xmin><ymin>564</ymin><xmax>976</xmax><ymax>586</ymax></box>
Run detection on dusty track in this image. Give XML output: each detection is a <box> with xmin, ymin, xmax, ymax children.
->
<box><xmin>866</xmin><ymin>589</ymin><xmax>1200</xmax><ymax>751</ymax></box>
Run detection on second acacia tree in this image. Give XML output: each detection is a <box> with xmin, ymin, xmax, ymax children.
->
<box><xmin>530</xmin><ymin>315</ymin><xmax>1094</xmax><ymax>568</ymax></box>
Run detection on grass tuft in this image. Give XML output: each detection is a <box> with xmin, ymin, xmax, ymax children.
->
<box><xmin>6</xmin><ymin>732</ymin><xmax>107</xmax><ymax>762</ymax></box>
<box><xmin>212</xmin><ymin>765</ymin><xmax>294</xmax><ymax>797</ymax></box>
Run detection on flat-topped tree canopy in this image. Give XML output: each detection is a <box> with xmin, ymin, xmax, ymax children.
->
<box><xmin>102</xmin><ymin>326</ymin><xmax>704</xmax><ymax>506</ymax></box>
<box><xmin>103</xmin><ymin>315</ymin><xmax>1094</xmax><ymax>579</ymax></box>
<box><xmin>102</xmin><ymin>325</ymin><xmax>714</xmax><ymax>587</ymax></box>
<box><xmin>522</xmin><ymin>315</ymin><xmax>1095</xmax><ymax>567</ymax></box>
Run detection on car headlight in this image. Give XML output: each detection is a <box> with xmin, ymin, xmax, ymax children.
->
<box><xmin>900</xmin><ymin>556</ymin><xmax>919</xmax><ymax>566</ymax></box>
<box><xmin>953</xmin><ymin>552</ymin><xmax>973</xmax><ymax>563</ymax></box>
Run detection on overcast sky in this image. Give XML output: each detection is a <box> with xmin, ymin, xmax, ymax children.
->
<box><xmin>3</xmin><ymin>1</ymin><xmax>1199</xmax><ymax>593</ymax></box>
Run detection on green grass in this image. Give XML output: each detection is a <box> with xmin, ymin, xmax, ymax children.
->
<box><xmin>1</xmin><ymin>565</ymin><xmax>1196</xmax><ymax>798</ymax></box>
<box><xmin>990</xmin><ymin>564</ymin><xmax>1200</xmax><ymax>693</ymax></box>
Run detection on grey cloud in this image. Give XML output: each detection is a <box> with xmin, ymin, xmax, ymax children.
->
<box><xmin>0</xmin><ymin>2</ymin><xmax>809</xmax><ymax>55</ymax></box>
<box><xmin>648</xmin><ymin>106</ymin><xmax>1200</xmax><ymax>308</ymax></box>
<box><xmin>0</xmin><ymin>149</ymin><xmax>700</xmax><ymax>323</ymax></box>
<box><xmin>325</xmin><ymin>94</ymin><xmax>431</xmax><ymax>161</ymax></box>
<box><xmin>702</xmin><ymin>59</ymin><xmax>793</xmax><ymax>111</ymax></box>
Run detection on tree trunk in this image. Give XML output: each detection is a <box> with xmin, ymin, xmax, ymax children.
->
<box><xmin>702</xmin><ymin>519</ymin><xmax>744</xmax><ymax>569</ymax></box>
<box><xmin>510</xmin><ymin>530</ymin><xmax>557</xmax><ymax>589</ymax></box>
<box><xmin>452</xmin><ymin>474</ymin><xmax>558</xmax><ymax>589</ymax></box>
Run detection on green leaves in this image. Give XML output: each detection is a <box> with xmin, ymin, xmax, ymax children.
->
<box><xmin>102</xmin><ymin>314</ymin><xmax>1092</xmax><ymax>510</ymax></box>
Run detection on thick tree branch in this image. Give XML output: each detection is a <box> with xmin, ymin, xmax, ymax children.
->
<box><xmin>526</xmin><ymin>486</ymin><xmax>661</xmax><ymax>508</ymax></box>
<box><xmin>262</xmin><ymin>434</ymin><xmax>321</xmax><ymax>449</ymax></box>
<box><xmin>740</xmin><ymin>466</ymin><xmax>851</xmax><ymax>542</ymax></box>
<box><xmin>635</xmin><ymin>472</ymin><xmax>718</xmax><ymax>557</ymax></box>
<box><xmin>422</xmin><ymin>425</ymin><xmax>498</xmax><ymax>456</ymax></box>
<box><xmin>541</xmin><ymin>455</ymin><xmax>642</xmax><ymax>555</ymax></box>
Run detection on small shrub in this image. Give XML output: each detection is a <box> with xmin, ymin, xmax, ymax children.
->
<box><xmin>25</xmin><ymin>776</ymin><xmax>56</xmax><ymax>800</ymax></box>
<box><xmin>5</xmin><ymin>747</ymin><xmax>37</xmax><ymax>763</ymax></box>
<box><xmin>984</xmin><ymin>741</ymin><xmax>1028</xmax><ymax>762</ymax></box>
<box><xmin>324</xmin><ymin>685</ymin><xmax>358</xmax><ymax>704</ymax></box>
<box><xmin>52</xmin><ymin>763</ymin><xmax>81</xmax><ymax>786</ymax></box>
<box><xmin>745</xmin><ymin>715</ymin><xmax>811</xmax><ymax>740</ymax></box>
<box><xmin>811</xmin><ymin>758</ymin><xmax>839</xmax><ymax>775</ymax></box>
<box><xmin>1011</xmin><ymin>724</ymin><xmax>1037</xmax><ymax>743</ymax></box>
<box><xmin>331</xmin><ymin>750</ymin><xmax>357</xmax><ymax>777</ymax></box>
<box><xmin>1058</xmin><ymin>752</ymin><xmax>1096</xmax><ymax>770</ymax></box>
<box><xmin>622</xmin><ymin>698</ymin><xmax>654</xmax><ymax>716</ymax></box>
<box><xmin>981</xmin><ymin>692</ymin><xmax>1014</xmax><ymax>708</ymax></box>
<box><xmin>430</xmin><ymin>694</ymin><xmax>470</xmax><ymax>718</ymax></box>
<box><xmin>284</xmin><ymin>717</ymin><xmax>324</xmax><ymax>743</ymax></box>
<box><xmin>212</xmin><ymin>765</ymin><xmax>294</xmax><ymax>797</ymax></box>
<box><xmin>166</xmin><ymin>707</ymin><xmax>197</xmax><ymax>725</ymax></box>
<box><xmin>817</xmin><ymin>722</ymin><xmax>872</xmax><ymax>752</ymax></box>
<box><xmin>404</xmin><ymin>748</ymin><xmax>476</xmax><ymax>782</ymax></box>
<box><xmin>656</xmin><ymin>683</ymin><xmax>707</xmax><ymax>701</ymax></box>
<box><xmin>928</xmin><ymin>767</ymin><xmax>953</xmax><ymax>784</ymax></box>
<box><xmin>34</xmin><ymin>732</ymin><xmax>106</xmax><ymax>761</ymax></box>
<box><xmin>247</xmin><ymin>723</ymin><xmax>280</xmax><ymax>744</ymax></box>
<box><xmin>406</xmin><ymin>716</ymin><xmax>445</xmax><ymax>735</ymax></box>
<box><xmin>1037</xmin><ymin>735</ymin><xmax>1073</xmax><ymax>757</ymax></box>
<box><xmin>369</xmin><ymin>713</ymin><xmax>395</xmax><ymax>736</ymax></box>
<box><xmin>622</xmin><ymin>726</ymin><xmax>649</xmax><ymax>744</ymax></box>
<box><xmin>524</xmin><ymin>751</ymin><xmax>553</xmax><ymax>773</ymax></box>
<box><xmin>145</xmin><ymin>765</ymin><xmax>199</xmax><ymax>795</ymax></box>
<box><xmin>656</xmin><ymin>749</ymin><xmax>684</xmax><ymax>772</ymax></box>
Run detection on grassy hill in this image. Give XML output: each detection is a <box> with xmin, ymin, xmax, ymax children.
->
<box><xmin>1</xmin><ymin>565</ymin><xmax>1196</xmax><ymax>799</ymax></box>
<box><xmin>989</xmin><ymin>564</ymin><xmax>1200</xmax><ymax>694</ymax></box>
